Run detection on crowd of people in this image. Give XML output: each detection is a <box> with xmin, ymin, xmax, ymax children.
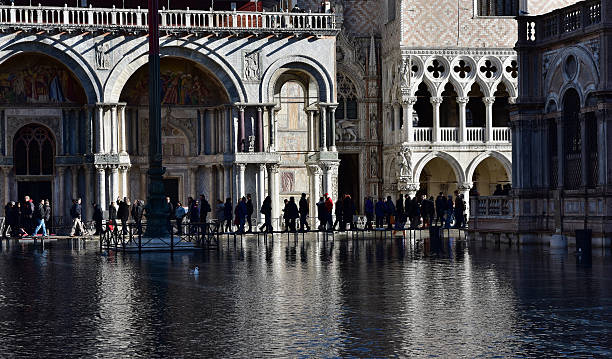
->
<box><xmin>2</xmin><ymin>188</ymin><xmax>471</xmax><ymax>238</ymax></box>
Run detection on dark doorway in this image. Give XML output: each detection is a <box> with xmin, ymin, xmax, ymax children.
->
<box><xmin>338</xmin><ymin>154</ymin><xmax>360</xmax><ymax>213</ymax></box>
<box><xmin>18</xmin><ymin>181</ymin><xmax>52</xmax><ymax>204</ymax></box>
<box><xmin>163</xmin><ymin>178</ymin><xmax>180</xmax><ymax>206</ymax></box>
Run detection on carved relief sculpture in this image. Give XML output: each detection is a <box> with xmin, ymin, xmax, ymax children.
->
<box><xmin>336</xmin><ymin>120</ymin><xmax>358</xmax><ymax>142</ymax></box>
<box><xmin>244</xmin><ymin>51</ymin><xmax>260</xmax><ymax>81</ymax></box>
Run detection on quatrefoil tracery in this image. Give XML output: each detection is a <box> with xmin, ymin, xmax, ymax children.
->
<box><xmin>453</xmin><ymin>60</ymin><xmax>472</xmax><ymax>79</ymax></box>
<box><xmin>480</xmin><ymin>59</ymin><xmax>498</xmax><ymax>79</ymax></box>
<box><xmin>427</xmin><ymin>59</ymin><xmax>445</xmax><ymax>79</ymax></box>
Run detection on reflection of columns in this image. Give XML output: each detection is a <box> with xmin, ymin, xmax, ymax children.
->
<box><xmin>96</xmin><ymin>166</ymin><xmax>106</xmax><ymax>211</ymax></box>
<box><xmin>431</xmin><ymin>97</ymin><xmax>443</xmax><ymax>143</ymax></box>
<box><xmin>457</xmin><ymin>97</ymin><xmax>469</xmax><ymax>143</ymax></box>
<box><xmin>110</xmin><ymin>105</ymin><xmax>118</xmax><ymax>154</ymax></box>
<box><xmin>57</xmin><ymin>166</ymin><xmax>66</xmax><ymax>220</ymax></box>
<box><xmin>236</xmin><ymin>163</ymin><xmax>246</xmax><ymax>199</ymax></box>
<box><xmin>307</xmin><ymin>110</ymin><xmax>315</xmax><ymax>151</ymax></box>
<box><xmin>238</xmin><ymin>106</ymin><xmax>245</xmax><ymax>152</ymax></box>
<box><xmin>257</xmin><ymin>164</ymin><xmax>266</xmax><ymax>223</ymax></box>
<box><xmin>120</xmin><ymin>165</ymin><xmax>129</xmax><ymax>199</ymax></box>
<box><xmin>119</xmin><ymin>104</ymin><xmax>127</xmax><ymax>154</ymax></box>
<box><xmin>110</xmin><ymin>166</ymin><xmax>119</xmax><ymax>203</ymax></box>
<box><xmin>402</xmin><ymin>97</ymin><xmax>417</xmax><ymax>143</ymax></box>
<box><xmin>556</xmin><ymin>116</ymin><xmax>564</xmax><ymax>188</ymax></box>
<box><xmin>95</xmin><ymin>105</ymin><xmax>104</xmax><ymax>153</ymax></box>
<box><xmin>2</xmin><ymin>167</ymin><xmax>10</xmax><ymax>210</ymax></box>
<box><xmin>268</xmin><ymin>164</ymin><xmax>280</xmax><ymax>228</ymax></box>
<box><xmin>319</xmin><ymin>104</ymin><xmax>327</xmax><ymax>151</ymax></box>
<box><xmin>257</xmin><ymin>106</ymin><xmax>264</xmax><ymax>152</ymax></box>
<box><xmin>71</xmin><ymin>167</ymin><xmax>78</xmax><ymax>199</ymax></box>
<box><xmin>597</xmin><ymin>110</ymin><xmax>607</xmax><ymax>186</ymax></box>
<box><xmin>393</xmin><ymin>104</ymin><xmax>400</xmax><ymax>143</ymax></box>
<box><xmin>484</xmin><ymin>96</ymin><xmax>495</xmax><ymax>143</ymax></box>
<box><xmin>189</xmin><ymin>167</ymin><xmax>197</xmax><ymax>198</ymax></box>
<box><xmin>329</xmin><ymin>105</ymin><xmax>337</xmax><ymax>151</ymax></box>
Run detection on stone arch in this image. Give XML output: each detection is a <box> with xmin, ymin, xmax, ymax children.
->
<box><xmin>472</xmin><ymin>76</ymin><xmax>493</xmax><ymax>98</ymax></box>
<box><xmin>0</xmin><ymin>41</ymin><xmax>100</xmax><ymax>103</ymax></box>
<box><xmin>559</xmin><ymin>83</ymin><xmax>584</xmax><ymax>109</ymax></box>
<box><xmin>413</xmin><ymin>151</ymin><xmax>465</xmax><ymax>185</ymax></box>
<box><xmin>336</xmin><ymin>67</ymin><xmax>365</xmax><ymax>100</ymax></box>
<box><xmin>444</xmin><ymin>77</ymin><xmax>466</xmax><ymax>98</ymax></box>
<box><xmin>412</xmin><ymin>76</ymin><xmax>437</xmax><ymax>97</ymax></box>
<box><xmin>465</xmin><ymin>151</ymin><xmax>512</xmax><ymax>187</ymax></box>
<box><xmin>261</xmin><ymin>55</ymin><xmax>333</xmax><ymax>103</ymax></box>
<box><xmin>13</xmin><ymin>123</ymin><xmax>56</xmax><ymax>176</ymax></box>
<box><xmin>545</xmin><ymin>96</ymin><xmax>559</xmax><ymax>113</ymax></box>
<box><xmin>545</xmin><ymin>45</ymin><xmax>599</xmax><ymax>107</ymax></box>
<box><xmin>105</xmin><ymin>45</ymin><xmax>244</xmax><ymax>103</ymax></box>
<box><xmin>497</xmin><ymin>76</ymin><xmax>518</xmax><ymax>98</ymax></box>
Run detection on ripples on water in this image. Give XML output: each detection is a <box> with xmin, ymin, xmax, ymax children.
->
<box><xmin>0</xmin><ymin>235</ymin><xmax>610</xmax><ymax>358</ymax></box>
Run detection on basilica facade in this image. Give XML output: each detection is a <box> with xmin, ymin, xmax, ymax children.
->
<box><xmin>0</xmin><ymin>0</ymin><xmax>581</xmax><ymax>227</ymax></box>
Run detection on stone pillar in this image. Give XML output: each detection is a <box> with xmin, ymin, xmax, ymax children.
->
<box><xmin>110</xmin><ymin>166</ymin><xmax>119</xmax><ymax>203</ymax></box>
<box><xmin>238</xmin><ymin>105</ymin><xmax>245</xmax><ymax>152</ymax></box>
<box><xmin>268</xmin><ymin>106</ymin><xmax>277</xmax><ymax>152</ymax></box>
<box><xmin>189</xmin><ymin>167</ymin><xmax>197</xmax><ymax>199</ymax></box>
<box><xmin>431</xmin><ymin>97</ymin><xmax>443</xmax><ymax>143</ymax></box>
<box><xmin>393</xmin><ymin>104</ymin><xmax>401</xmax><ymax>143</ymax></box>
<box><xmin>110</xmin><ymin>105</ymin><xmax>118</xmax><ymax>154</ymax></box>
<box><xmin>597</xmin><ymin>109</ymin><xmax>607</xmax><ymax>186</ymax></box>
<box><xmin>459</xmin><ymin>183</ymin><xmax>472</xmax><ymax>222</ymax></box>
<box><xmin>2</xmin><ymin>167</ymin><xmax>10</xmax><ymax>209</ymax></box>
<box><xmin>257</xmin><ymin>106</ymin><xmax>264</xmax><ymax>152</ymax></box>
<box><xmin>236</xmin><ymin>163</ymin><xmax>246</xmax><ymax>199</ymax></box>
<box><xmin>217</xmin><ymin>164</ymin><xmax>225</xmax><ymax>200</ymax></box>
<box><xmin>120</xmin><ymin>165</ymin><xmax>129</xmax><ymax>199</ymax></box>
<box><xmin>119</xmin><ymin>104</ymin><xmax>127</xmax><ymax>154</ymax></box>
<box><xmin>57</xmin><ymin>166</ymin><xmax>66</xmax><ymax>221</ymax></box>
<box><xmin>257</xmin><ymin>164</ymin><xmax>266</xmax><ymax>223</ymax></box>
<box><xmin>85</xmin><ymin>106</ymin><xmax>93</xmax><ymax>154</ymax></box>
<box><xmin>484</xmin><ymin>96</ymin><xmax>495</xmax><ymax>143</ymax></box>
<box><xmin>329</xmin><ymin>105</ymin><xmax>337</xmax><ymax>151</ymax></box>
<box><xmin>319</xmin><ymin>104</ymin><xmax>327</xmax><ymax>151</ymax></box>
<box><xmin>402</xmin><ymin>97</ymin><xmax>417</xmax><ymax>143</ymax></box>
<box><xmin>307</xmin><ymin>110</ymin><xmax>316</xmax><ymax>152</ymax></box>
<box><xmin>322</xmin><ymin>162</ymin><xmax>335</xmax><ymax>198</ymax></box>
<box><xmin>556</xmin><ymin>117</ymin><xmax>564</xmax><ymax>188</ymax></box>
<box><xmin>96</xmin><ymin>105</ymin><xmax>104</xmax><ymax>153</ymax></box>
<box><xmin>71</xmin><ymin>168</ymin><xmax>78</xmax><ymax>199</ymax></box>
<box><xmin>268</xmin><ymin>164</ymin><xmax>280</xmax><ymax>229</ymax></box>
<box><xmin>309</xmin><ymin>165</ymin><xmax>322</xmax><ymax>227</ymax></box>
<box><xmin>406</xmin><ymin>183</ymin><xmax>419</xmax><ymax>199</ymax></box>
<box><xmin>579</xmin><ymin>113</ymin><xmax>588</xmax><ymax>187</ymax></box>
<box><xmin>85</xmin><ymin>166</ymin><xmax>93</xmax><ymax>217</ymax></box>
<box><xmin>139</xmin><ymin>169</ymin><xmax>147</xmax><ymax>201</ymax></box>
<box><xmin>457</xmin><ymin>96</ymin><xmax>469</xmax><ymax>143</ymax></box>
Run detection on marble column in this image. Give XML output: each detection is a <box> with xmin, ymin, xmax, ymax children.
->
<box><xmin>217</xmin><ymin>164</ymin><xmax>225</xmax><ymax>200</ymax></box>
<box><xmin>120</xmin><ymin>165</ymin><xmax>129</xmax><ymax>199</ymax></box>
<box><xmin>307</xmin><ymin>110</ymin><xmax>316</xmax><ymax>151</ymax></box>
<box><xmin>189</xmin><ymin>167</ymin><xmax>197</xmax><ymax>198</ymax></box>
<box><xmin>431</xmin><ymin>97</ymin><xmax>443</xmax><ymax>143</ymax></box>
<box><xmin>556</xmin><ymin>117</ymin><xmax>564</xmax><ymax>188</ymax></box>
<box><xmin>96</xmin><ymin>166</ymin><xmax>107</xmax><ymax>211</ymax></box>
<box><xmin>57</xmin><ymin>166</ymin><xmax>66</xmax><ymax>221</ymax></box>
<box><xmin>271</xmin><ymin>107</ymin><xmax>277</xmax><ymax>152</ymax></box>
<box><xmin>322</xmin><ymin>163</ymin><xmax>335</xmax><ymax>198</ymax></box>
<box><xmin>393</xmin><ymin>104</ymin><xmax>401</xmax><ymax>143</ymax></box>
<box><xmin>257</xmin><ymin>164</ymin><xmax>266</xmax><ymax>223</ymax></box>
<box><xmin>402</xmin><ymin>97</ymin><xmax>417</xmax><ymax>143</ymax></box>
<box><xmin>484</xmin><ymin>96</ymin><xmax>495</xmax><ymax>143</ymax></box>
<box><xmin>110</xmin><ymin>166</ymin><xmax>119</xmax><ymax>203</ymax></box>
<box><xmin>236</xmin><ymin>163</ymin><xmax>246</xmax><ymax>199</ymax></box>
<box><xmin>457</xmin><ymin>97</ymin><xmax>469</xmax><ymax>143</ymax></box>
<box><xmin>85</xmin><ymin>106</ymin><xmax>93</xmax><ymax>154</ymax></box>
<box><xmin>257</xmin><ymin>106</ymin><xmax>264</xmax><ymax>152</ymax></box>
<box><xmin>96</xmin><ymin>105</ymin><xmax>104</xmax><ymax>153</ymax></box>
<box><xmin>580</xmin><ymin>113</ymin><xmax>588</xmax><ymax>187</ymax></box>
<box><xmin>119</xmin><ymin>104</ymin><xmax>127</xmax><ymax>154</ymax></box>
<box><xmin>329</xmin><ymin>105</ymin><xmax>337</xmax><ymax>151</ymax></box>
<box><xmin>139</xmin><ymin>169</ymin><xmax>147</xmax><ymax>201</ymax></box>
<box><xmin>71</xmin><ymin>167</ymin><xmax>78</xmax><ymax>199</ymax></box>
<box><xmin>309</xmin><ymin>165</ymin><xmax>322</xmax><ymax>227</ymax></box>
<box><xmin>597</xmin><ymin>110</ymin><xmax>607</xmax><ymax>186</ymax></box>
<box><xmin>319</xmin><ymin>104</ymin><xmax>327</xmax><ymax>151</ymax></box>
<box><xmin>238</xmin><ymin>106</ymin><xmax>245</xmax><ymax>152</ymax></box>
<box><xmin>268</xmin><ymin>164</ymin><xmax>280</xmax><ymax>229</ymax></box>
<box><xmin>85</xmin><ymin>166</ymin><xmax>93</xmax><ymax>218</ymax></box>
<box><xmin>110</xmin><ymin>105</ymin><xmax>118</xmax><ymax>154</ymax></box>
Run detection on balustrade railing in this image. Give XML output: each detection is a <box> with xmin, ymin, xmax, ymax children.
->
<box><xmin>467</xmin><ymin>127</ymin><xmax>485</xmax><ymax>142</ymax></box>
<box><xmin>0</xmin><ymin>4</ymin><xmax>338</xmax><ymax>33</ymax></box>
<box><xmin>492</xmin><ymin>127</ymin><xmax>511</xmax><ymax>142</ymax></box>
<box><xmin>413</xmin><ymin>127</ymin><xmax>432</xmax><ymax>142</ymax></box>
<box><xmin>520</xmin><ymin>0</ymin><xmax>601</xmax><ymax>44</ymax></box>
<box><xmin>440</xmin><ymin>127</ymin><xmax>458</xmax><ymax>142</ymax></box>
<box><xmin>471</xmin><ymin>196</ymin><xmax>513</xmax><ymax>219</ymax></box>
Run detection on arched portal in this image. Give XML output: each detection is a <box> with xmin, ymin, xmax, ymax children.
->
<box><xmin>414</xmin><ymin>82</ymin><xmax>433</xmax><ymax>127</ymax></box>
<box><xmin>471</xmin><ymin>157</ymin><xmax>510</xmax><ymax>196</ymax></box>
<box><xmin>493</xmin><ymin>83</ymin><xmax>510</xmax><ymax>127</ymax></box>
<box><xmin>440</xmin><ymin>82</ymin><xmax>459</xmax><ymax>127</ymax></box>
<box><xmin>467</xmin><ymin>83</ymin><xmax>485</xmax><ymax>127</ymax></box>
<box><xmin>418</xmin><ymin>157</ymin><xmax>459</xmax><ymax>197</ymax></box>
<box><xmin>14</xmin><ymin>124</ymin><xmax>55</xmax><ymax>203</ymax></box>
<box><xmin>563</xmin><ymin>88</ymin><xmax>581</xmax><ymax>190</ymax></box>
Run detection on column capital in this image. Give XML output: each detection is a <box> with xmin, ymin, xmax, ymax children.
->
<box><xmin>118</xmin><ymin>164</ymin><xmax>131</xmax><ymax>171</ymax></box>
<box><xmin>508</xmin><ymin>97</ymin><xmax>517</xmax><ymax>105</ymax></box>
<box><xmin>459</xmin><ymin>182</ymin><xmax>473</xmax><ymax>191</ymax></box>
<box><xmin>258</xmin><ymin>163</ymin><xmax>267</xmax><ymax>172</ymax></box>
<box><xmin>109</xmin><ymin>165</ymin><xmax>119</xmax><ymax>172</ymax></box>
<box><xmin>308</xmin><ymin>164</ymin><xmax>322</xmax><ymax>175</ymax></box>
<box><xmin>430</xmin><ymin>97</ymin><xmax>443</xmax><ymax>105</ymax></box>
<box><xmin>56</xmin><ymin>166</ymin><xmax>67</xmax><ymax>175</ymax></box>
<box><xmin>95</xmin><ymin>164</ymin><xmax>106</xmax><ymax>171</ymax></box>
<box><xmin>456</xmin><ymin>96</ymin><xmax>469</xmax><ymax>104</ymax></box>
<box><xmin>320</xmin><ymin>162</ymin><xmax>339</xmax><ymax>173</ymax></box>
<box><xmin>401</xmin><ymin>96</ymin><xmax>417</xmax><ymax>106</ymax></box>
<box><xmin>1</xmin><ymin>166</ymin><xmax>11</xmax><ymax>175</ymax></box>
<box><xmin>236</xmin><ymin>163</ymin><xmax>246</xmax><ymax>171</ymax></box>
<box><xmin>483</xmin><ymin>97</ymin><xmax>496</xmax><ymax>105</ymax></box>
<box><xmin>236</xmin><ymin>105</ymin><xmax>246</xmax><ymax>112</ymax></box>
<box><xmin>268</xmin><ymin>163</ymin><xmax>280</xmax><ymax>173</ymax></box>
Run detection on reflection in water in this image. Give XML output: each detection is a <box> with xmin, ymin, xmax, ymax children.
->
<box><xmin>0</xmin><ymin>235</ymin><xmax>610</xmax><ymax>357</ymax></box>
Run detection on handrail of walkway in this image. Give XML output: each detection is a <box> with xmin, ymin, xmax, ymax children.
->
<box><xmin>0</xmin><ymin>4</ymin><xmax>339</xmax><ymax>34</ymax></box>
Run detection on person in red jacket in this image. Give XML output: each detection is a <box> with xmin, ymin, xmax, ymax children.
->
<box><xmin>324</xmin><ymin>193</ymin><xmax>333</xmax><ymax>231</ymax></box>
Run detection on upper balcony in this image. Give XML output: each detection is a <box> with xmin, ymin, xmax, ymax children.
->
<box><xmin>518</xmin><ymin>0</ymin><xmax>602</xmax><ymax>47</ymax></box>
<box><xmin>0</xmin><ymin>4</ymin><xmax>339</xmax><ymax>36</ymax></box>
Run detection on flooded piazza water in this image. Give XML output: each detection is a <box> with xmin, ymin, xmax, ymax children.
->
<box><xmin>0</xmin><ymin>234</ymin><xmax>610</xmax><ymax>357</ymax></box>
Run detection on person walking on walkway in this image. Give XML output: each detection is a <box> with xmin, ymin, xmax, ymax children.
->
<box><xmin>286</xmin><ymin>196</ymin><xmax>299</xmax><ymax>232</ymax></box>
<box><xmin>165</xmin><ymin>197</ymin><xmax>174</xmax><ymax>234</ymax></box>
<box><xmin>324</xmin><ymin>194</ymin><xmax>334</xmax><ymax>231</ymax></box>
<box><xmin>435</xmin><ymin>192</ymin><xmax>446</xmax><ymax>226</ymax></box>
<box><xmin>445</xmin><ymin>195</ymin><xmax>454</xmax><ymax>228</ymax></box>
<box><xmin>298</xmin><ymin>193</ymin><xmax>310</xmax><ymax>232</ymax></box>
<box><xmin>259</xmin><ymin>196</ymin><xmax>273</xmax><ymax>233</ymax></box>
<box><xmin>236</xmin><ymin>197</ymin><xmax>248</xmax><ymax>234</ymax></box>
<box><xmin>364</xmin><ymin>197</ymin><xmax>374</xmax><ymax>230</ymax></box>
<box><xmin>333</xmin><ymin>197</ymin><xmax>343</xmax><ymax>230</ymax></box>
<box><xmin>108</xmin><ymin>201</ymin><xmax>118</xmax><ymax>233</ymax></box>
<box><xmin>385</xmin><ymin>196</ymin><xmax>395</xmax><ymax>230</ymax></box>
<box><xmin>32</xmin><ymin>199</ymin><xmax>47</xmax><ymax>237</ymax></box>
<box><xmin>245</xmin><ymin>194</ymin><xmax>254</xmax><ymax>233</ymax></box>
<box><xmin>189</xmin><ymin>199</ymin><xmax>200</xmax><ymax>235</ymax></box>
<box><xmin>453</xmin><ymin>192</ymin><xmax>465</xmax><ymax>228</ymax></box>
<box><xmin>216</xmin><ymin>200</ymin><xmax>225</xmax><ymax>233</ymax></box>
<box><xmin>22</xmin><ymin>196</ymin><xmax>34</xmax><ymax>235</ymax></box>
<box><xmin>316</xmin><ymin>197</ymin><xmax>326</xmax><ymax>231</ymax></box>
<box><xmin>70</xmin><ymin>198</ymin><xmax>84</xmax><ymax>236</ymax></box>
<box><xmin>2</xmin><ymin>202</ymin><xmax>15</xmax><ymax>238</ymax></box>
<box><xmin>375</xmin><ymin>197</ymin><xmax>385</xmax><ymax>228</ymax></box>
<box><xmin>395</xmin><ymin>196</ymin><xmax>405</xmax><ymax>230</ymax></box>
<box><xmin>223</xmin><ymin>198</ymin><xmax>233</xmax><ymax>232</ymax></box>
<box><xmin>175</xmin><ymin>201</ymin><xmax>187</xmax><ymax>235</ymax></box>
<box><xmin>131</xmin><ymin>200</ymin><xmax>144</xmax><ymax>235</ymax></box>
<box><xmin>92</xmin><ymin>203</ymin><xmax>103</xmax><ymax>235</ymax></box>
<box><xmin>200</xmin><ymin>194</ymin><xmax>212</xmax><ymax>234</ymax></box>
<box><xmin>118</xmin><ymin>197</ymin><xmax>130</xmax><ymax>235</ymax></box>
<box><xmin>43</xmin><ymin>200</ymin><xmax>51</xmax><ymax>234</ymax></box>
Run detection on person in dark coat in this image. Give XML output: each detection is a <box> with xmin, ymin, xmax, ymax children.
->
<box><xmin>435</xmin><ymin>192</ymin><xmax>446</xmax><ymax>226</ymax></box>
<box><xmin>165</xmin><ymin>197</ymin><xmax>174</xmax><ymax>234</ymax></box>
<box><xmin>285</xmin><ymin>196</ymin><xmax>299</xmax><ymax>232</ymax></box>
<box><xmin>454</xmin><ymin>193</ymin><xmax>465</xmax><ymax>228</ymax></box>
<box><xmin>131</xmin><ymin>200</ymin><xmax>144</xmax><ymax>235</ymax></box>
<box><xmin>22</xmin><ymin>196</ymin><xmax>34</xmax><ymax>235</ymax></box>
<box><xmin>223</xmin><ymin>198</ymin><xmax>233</xmax><ymax>232</ymax></box>
<box><xmin>298</xmin><ymin>193</ymin><xmax>310</xmax><ymax>232</ymax></box>
<box><xmin>364</xmin><ymin>197</ymin><xmax>374</xmax><ymax>230</ymax></box>
<box><xmin>108</xmin><ymin>201</ymin><xmax>118</xmax><ymax>233</ymax></box>
<box><xmin>385</xmin><ymin>196</ymin><xmax>395</xmax><ymax>230</ymax></box>
<box><xmin>189</xmin><ymin>200</ymin><xmax>200</xmax><ymax>234</ymax></box>
<box><xmin>282</xmin><ymin>199</ymin><xmax>290</xmax><ymax>232</ymax></box>
<box><xmin>316</xmin><ymin>197</ymin><xmax>326</xmax><ymax>230</ymax></box>
<box><xmin>445</xmin><ymin>195</ymin><xmax>454</xmax><ymax>228</ymax></box>
<box><xmin>409</xmin><ymin>197</ymin><xmax>420</xmax><ymax>229</ymax></box>
<box><xmin>375</xmin><ymin>197</ymin><xmax>385</xmax><ymax>228</ymax></box>
<box><xmin>43</xmin><ymin>200</ymin><xmax>51</xmax><ymax>233</ymax></box>
<box><xmin>259</xmin><ymin>196</ymin><xmax>273</xmax><ymax>233</ymax></box>
<box><xmin>118</xmin><ymin>197</ymin><xmax>130</xmax><ymax>235</ymax></box>
<box><xmin>342</xmin><ymin>195</ymin><xmax>355</xmax><ymax>231</ymax></box>
<box><xmin>32</xmin><ymin>199</ymin><xmax>47</xmax><ymax>237</ymax></box>
<box><xmin>332</xmin><ymin>198</ymin><xmax>343</xmax><ymax>230</ymax></box>
<box><xmin>395</xmin><ymin>196</ymin><xmax>405</xmax><ymax>230</ymax></box>
<box><xmin>236</xmin><ymin>197</ymin><xmax>248</xmax><ymax>234</ymax></box>
<box><xmin>245</xmin><ymin>194</ymin><xmax>254</xmax><ymax>233</ymax></box>
<box><xmin>92</xmin><ymin>203</ymin><xmax>103</xmax><ymax>235</ymax></box>
<box><xmin>200</xmin><ymin>194</ymin><xmax>212</xmax><ymax>233</ymax></box>
<box><xmin>70</xmin><ymin>198</ymin><xmax>84</xmax><ymax>236</ymax></box>
<box><xmin>2</xmin><ymin>202</ymin><xmax>14</xmax><ymax>238</ymax></box>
